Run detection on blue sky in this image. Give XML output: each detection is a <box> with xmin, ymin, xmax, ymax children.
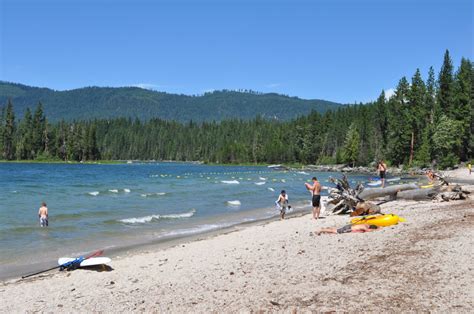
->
<box><xmin>0</xmin><ymin>0</ymin><xmax>472</xmax><ymax>103</ymax></box>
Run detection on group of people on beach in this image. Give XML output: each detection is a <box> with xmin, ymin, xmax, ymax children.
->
<box><xmin>276</xmin><ymin>176</ymin><xmax>380</xmax><ymax>235</ymax></box>
<box><xmin>276</xmin><ymin>176</ymin><xmax>322</xmax><ymax>220</ymax></box>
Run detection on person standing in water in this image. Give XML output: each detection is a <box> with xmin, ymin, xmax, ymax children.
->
<box><xmin>275</xmin><ymin>190</ymin><xmax>290</xmax><ymax>220</ymax></box>
<box><xmin>305</xmin><ymin>177</ymin><xmax>321</xmax><ymax>220</ymax></box>
<box><xmin>377</xmin><ymin>160</ymin><xmax>387</xmax><ymax>188</ymax></box>
<box><xmin>38</xmin><ymin>202</ymin><xmax>49</xmax><ymax>227</ymax></box>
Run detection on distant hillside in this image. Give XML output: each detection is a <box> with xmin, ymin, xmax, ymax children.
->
<box><xmin>0</xmin><ymin>81</ymin><xmax>342</xmax><ymax>122</ymax></box>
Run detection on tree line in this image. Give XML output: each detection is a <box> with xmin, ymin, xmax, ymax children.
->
<box><xmin>0</xmin><ymin>50</ymin><xmax>472</xmax><ymax>168</ymax></box>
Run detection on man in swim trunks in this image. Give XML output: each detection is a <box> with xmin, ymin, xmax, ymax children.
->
<box><xmin>38</xmin><ymin>202</ymin><xmax>48</xmax><ymax>227</ymax></box>
<box><xmin>377</xmin><ymin>160</ymin><xmax>387</xmax><ymax>188</ymax></box>
<box><xmin>305</xmin><ymin>177</ymin><xmax>321</xmax><ymax>220</ymax></box>
<box><xmin>276</xmin><ymin>190</ymin><xmax>290</xmax><ymax>220</ymax></box>
<box><xmin>315</xmin><ymin>224</ymin><xmax>379</xmax><ymax>235</ymax></box>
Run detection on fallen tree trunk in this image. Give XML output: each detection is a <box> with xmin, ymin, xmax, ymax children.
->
<box><xmin>358</xmin><ymin>183</ymin><xmax>418</xmax><ymax>200</ymax></box>
<box><xmin>396</xmin><ymin>188</ymin><xmax>438</xmax><ymax>200</ymax></box>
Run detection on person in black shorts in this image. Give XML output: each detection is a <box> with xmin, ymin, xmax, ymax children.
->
<box><xmin>377</xmin><ymin>160</ymin><xmax>387</xmax><ymax>188</ymax></box>
<box><xmin>305</xmin><ymin>177</ymin><xmax>322</xmax><ymax>220</ymax></box>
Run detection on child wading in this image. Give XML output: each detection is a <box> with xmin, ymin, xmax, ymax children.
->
<box><xmin>276</xmin><ymin>190</ymin><xmax>291</xmax><ymax>220</ymax></box>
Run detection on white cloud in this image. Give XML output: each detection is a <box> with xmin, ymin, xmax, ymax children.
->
<box><xmin>384</xmin><ymin>88</ymin><xmax>396</xmax><ymax>100</ymax></box>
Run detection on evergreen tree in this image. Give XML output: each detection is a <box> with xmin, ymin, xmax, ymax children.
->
<box><xmin>437</xmin><ymin>50</ymin><xmax>455</xmax><ymax>118</ymax></box>
<box><xmin>387</xmin><ymin>77</ymin><xmax>411</xmax><ymax>165</ymax></box>
<box><xmin>343</xmin><ymin>122</ymin><xmax>360</xmax><ymax>167</ymax></box>
<box><xmin>16</xmin><ymin>108</ymin><xmax>33</xmax><ymax>159</ymax></box>
<box><xmin>453</xmin><ymin>58</ymin><xmax>472</xmax><ymax>160</ymax></box>
<box><xmin>426</xmin><ymin>66</ymin><xmax>437</xmax><ymax>124</ymax></box>
<box><xmin>3</xmin><ymin>100</ymin><xmax>16</xmax><ymax>160</ymax></box>
<box><xmin>407</xmin><ymin>69</ymin><xmax>427</xmax><ymax>165</ymax></box>
<box><xmin>32</xmin><ymin>103</ymin><xmax>46</xmax><ymax>158</ymax></box>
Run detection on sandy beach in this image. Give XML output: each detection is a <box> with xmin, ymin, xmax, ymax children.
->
<box><xmin>1</xmin><ymin>171</ymin><xmax>473</xmax><ymax>312</ymax></box>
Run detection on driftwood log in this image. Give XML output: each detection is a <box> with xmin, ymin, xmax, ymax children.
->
<box><xmin>325</xmin><ymin>175</ymin><xmax>470</xmax><ymax>215</ymax></box>
<box><xmin>396</xmin><ymin>188</ymin><xmax>439</xmax><ymax>200</ymax></box>
<box><xmin>358</xmin><ymin>183</ymin><xmax>419</xmax><ymax>200</ymax></box>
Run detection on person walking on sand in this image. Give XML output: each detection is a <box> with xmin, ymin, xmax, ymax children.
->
<box><xmin>275</xmin><ymin>190</ymin><xmax>291</xmax><ymax>220</ymax></box>
<box><xmin>377</xmin><ymin>160</ymin><xmax>387</xmax><ymax>188</ymax></box>
<box><xmin>305</xmin><ymin>177</ymin><xmax>321</xmax><ymax>220</ymax></box>
<box><xmin>38</xmin><ymin>202</ymin><xmax>49</xmax><ymax>227</ymax></box>
<box><xmin>315</xmin><ymin>224</ymin><xmax>379</xmax><ymax>235</ymax></box>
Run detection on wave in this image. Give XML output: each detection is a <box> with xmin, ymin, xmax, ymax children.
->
<box><xmin>259</xmin><ymin>177</ymin><xmax>267</xmax><ymax>181</ymax></box>
<box><xmin>254</xmin><ymin>182</ymin><xmax>266</xmax><ymax>185</ymax></box>
<box><xmin>119</xmin><ymin>209</ymin><xmax>196</xmax><ymax>224</ymax></box>
<box><xmin>227</xmin><ymin>200</ymin><xmax>241</xmax><ymax>206</ymax></box>
<box><xmin>221</xmin><ymin>180</ymin><xmax>240</xmax><ymax>184</ymax></box>
<box><xmin>88</xmin><ymin>191</ymin><xmax>100</xmax><ymax>196</ymax></box>
<box><xmin>140</xmin><ymin>192</ymin><xmax>167</xmax><ymax>198</ymax></box>
<box><xmin>124</xmin><ymin>189</ymin><xmax>131</xmax><ymax>193</ymax></box>
<box><xmin>268</xmin><ymin>187</ymin><xmax>275</xmax><ymax>192</ymax></box>
<box><xmin>297</xmin><ymin>171</ymin><xmax>309</xmax><ymax>175</ymax></box>
<box><xmin>109</xmin><ymin>189</ymin><xmax>119</xmax><ymax>193</ymax></box>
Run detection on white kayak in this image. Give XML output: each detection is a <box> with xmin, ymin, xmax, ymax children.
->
<box><xmin>58</xmin><ymin>257</ymin><xmax>111</xmax><ymax>267</ymax></box>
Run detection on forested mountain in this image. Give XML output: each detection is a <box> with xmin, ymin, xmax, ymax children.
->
<box><xmin>1</xmin><ymin>50</ymin><xmax>472</xmax><ymax>168</ymax></box>
<box><xmin>0</xmin><ymin>82</ymin><xmax>341</xmax><ymax>122</ymax></box>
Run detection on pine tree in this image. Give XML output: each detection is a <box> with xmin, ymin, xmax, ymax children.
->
<box><xmin>426</xmin><ymin>66</ymin><xmax>437</xmax><ymax>124</ymax></box>
<box><xmin>387</xmin><ymin>77</ymin><xmax>411</xmax><ymax>165</ymax></box>
<box><xmin>343</xmin><ymin>122</ymin><xmax>360</xmax><ymax>167</ymax></box>
<box><xmin>437</xmin><ymin>50</ymin><xmax>455</xmax><ymax>118</ymax></box>
<box><xmin>407</xmin><ymin>68</ymin><xmax>427</xmax><ymax>165</ymax></box>
<box><xmin>32</xmin><ymin>103</ymin><xmax>46</xmax><ymax>158</ymax></box>
<box><xmin>3</xmin><ymin>100</ymin><xmax>16</xmax><ymax>160</ymax></box>
<box><xmin>16</xmin><ymin>108</ymin><xmax>33</xmax><ymax>159</ymax></box>
<box><xmin>453</xmin><ymin>58</ymin><xmax>472</xmax><ymax>160</ymax></box>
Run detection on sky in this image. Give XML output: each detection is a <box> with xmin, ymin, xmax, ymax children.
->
<box><xmin>0</xmin><ymin>0</ymin><xmax>472</xmax><ymax>103</ymax></box>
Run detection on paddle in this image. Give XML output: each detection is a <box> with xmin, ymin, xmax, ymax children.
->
<box><xmin>21</xmin><ymin>249</ymin><xmax>104</xmax><ymax>279</ymax></box>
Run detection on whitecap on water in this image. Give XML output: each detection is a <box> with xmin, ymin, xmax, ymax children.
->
<box><xmin>221</xmin><ymin>180</ymin><xmax>240</xmax><ymax>184</ymax></box>
<box><xmin>268</xmin><ymin>187</ymin><xmax>275</xmax><ymax>192</ymax></box>
<box><xmin>226</xmin><ymin>200</ymin><xmax>241</xmax><ymax>206</ymax></box>
<box><xmin>109</xmin><ymin>189</ymin><xmax>119</xmax><ymax>193</ymax></box>
<box><xmin>255</xmin><ymin>182</ymin><xmax>266</xmax><ymax>185</ymax></box>
<box><xmin>124</xmin><ymin>189</ymin><xmax>131</xmax><ymax>193</ymax></box>
<box><xmin>140</xmin><ymin>192</ymin><xmax>166</xmax><ymax>197</ymax></box>
<box><xmin>88</xmin><ymin>191</ymin><xmax>100</xmax><ymax>196</ymax></box>
<box><xmin>119</xmin><ymin>209</ymin><xmax>196</xmax><ymax>224</ymax></box>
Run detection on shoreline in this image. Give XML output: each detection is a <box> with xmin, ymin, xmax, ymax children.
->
<box><xmin>0</xmin><ymin>200</ymin><xmax>315</xmax><ymax>282</ymax></box>
<box><xmin>2</xmin><ymin>193</ymin><xmax>472</xmax><ymax>311</ymax></box>
<box><xmin>1</xmin><ymin>170</ymin><xmax>472</xmax><ymax>311</ymax></box>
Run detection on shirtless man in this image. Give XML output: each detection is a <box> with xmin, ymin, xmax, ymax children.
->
<box><xmin>38</xmin><ymin>202</ymin><xmax>48</xmax><ymax>227</ymax></box>
<box><xmin>315</xmin><ymin>224</ymin><xmax>379</xmax><ymax>235</ymax></box>
<box><xmin>275</xmin><ymin>190</ymin><xmax>290</xmax><ymax>220</ymax></box>
<box><xmin>305</xmin><ymin>177</ymin><xmax>322</xmax><ymax>220</ymax></box>
<box><xmin>377</xmin><ymin>160</ymin><xmax>387</xmax><ymax>188</ymax></box>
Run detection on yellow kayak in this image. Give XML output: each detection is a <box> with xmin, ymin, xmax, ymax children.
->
<box><xmin>351</xmin><ymin>214</ymin><xmax>406</xmax><ymax>227</ymax></box>
<box><xmin>420</xmin><ymin>184</ymin><xmax>434</xmax><ymax>189</ymax></box>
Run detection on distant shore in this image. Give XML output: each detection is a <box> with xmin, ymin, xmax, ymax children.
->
<box><xmin>1</xmin><ymin>169</ymin><xmax>472</xmax><ymax>312</ymax></box>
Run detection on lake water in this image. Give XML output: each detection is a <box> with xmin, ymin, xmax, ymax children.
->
<box><xmin>0</xmin><ymin>162</ymin><xmax>375</xmax><ymax>278</ymax></box>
